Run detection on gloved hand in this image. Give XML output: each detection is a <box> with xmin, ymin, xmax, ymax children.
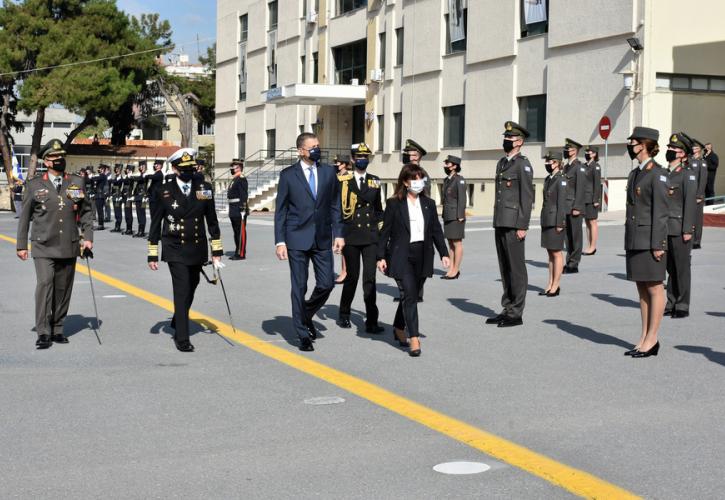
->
<box><xmin>212</xmin><ymin>258</ymin><xmax>225</xmax><ymax>270</ymax></box>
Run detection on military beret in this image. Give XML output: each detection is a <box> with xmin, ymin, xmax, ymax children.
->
<box><xmin>668</xmin><ymin>132</ymin><xmax>692</xmax><ymax>154</ymax></box>
<box><xmin>403</xmin><ymin>139</ymin><xmax>427</xmax><ymax>156</ymax></box>
<box><xmin>168</xmin><ymin>148</ymin><xmax>197</xmax><ymax>168</ymax></box>
<box><xmin>585</xmin><ymin>145</ymin><xmax>599</xmax><ymax>153</ymax></box>
<box><xmin>351</xmin><ymin>143</ymin><xmax>372</xmax><ymax>156</ymax></box>
<box><xmin>445</xmin><ymin>155</ymin><xmax>461</xmax><ymax>166</ymax></box>
<box><xmin>502</xmin><ymin>121</ymin><xmax>530</xmax><ymax>138</ymax></box>
<box><xmin>628</xmin><ymin>126</ymin><xmax>659</xmax><ymax>142</ymax></box>
<box><xmin>564</xmin><ymin>138</ymin><xmax>582</xmax><ymax>150</ymax></box>
<box><xmin>39</xmin><ymin>138</ymin><xmax>66</xmax><ymax>159</ymax></box>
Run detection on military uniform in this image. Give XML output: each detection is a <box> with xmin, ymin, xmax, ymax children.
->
<box><xmin>227</xmin><ymin>159</ymin><xmax>249</xmax><ymax>260</ymax></box>
<box><xmin>147</xmin><ymin>161</ymin><xmax>165</xmax><ymax>217</ymax></box>
<box><xmin>562</xmin><ymin>139</ymin><xmax>586</xmax><ymax>272</ymax></box>
<box><xmin>442</xmin><ymin>155</ymin><xmax>467</xmax><ymax>240</ymax></box>
<box><xmin>491</xmin><ymin>122</ymin><xmax>534</xmax><ymax>323</ymax></box>
<box><xmin>93</xmin><ymin>169</ymin><xmax>108</xmax><ymax>230</ymax></box>
<box><xmin>540</xmin><ymin>160</ymin><xmax>567</xmax><ymax>251</ymax></box>
<box><xmin>110</xmin><ymin>168</ymin><xmax>124</xmax><ymax>232</ymax></box>
<box><xmin>583</xmin><ymin>148</ymin><xmax>602</xmax><ymax>220</ymax></box>
<box><xmin>148</xmin><ymin>149</ymin><xmax>223</xmax><ymax>352</ymax></box>
<box><xmin>16</xmin><ymin>139</ymin><xmax>94</xmax><ymax>348</ymax></box>
<box><xmin>121</xmin><ymin>166</ymin><xmax>135</xmax><ymax>234</ymax></box>
<box><xmin>338</xmin><ymin>143</ymin><xmax>384</xmax><ymax>330</ymax></box>
<box><xmin>664</xmin><ymin>134</ymin><xmax>698</xmax><ymax>317</ymax></box>
<box><xmin>687</xmin><ymin>140</ymin><xmax>708</xmax><ymax>248</ymax></box>
<box><xmin>132</xmin><ymin>165</ymin><xmax>149</xmax><ymax>237</ymax></box>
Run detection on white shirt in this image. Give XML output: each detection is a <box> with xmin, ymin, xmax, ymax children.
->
<box><xmin>176</xmin><ymin>177</ymin><xmax>192</xmax><ymax>195</ymax></box>
<box><xmin>356</xmin><ymin>172</ymin><xmax>366</xmax><ymax>189</ymax></box>
<box><xmin>407</xmin><ymin>196</ymin><xmax>425</xmax><ymax>243</ymax></box>
<box><xmin>48</xmin><ymin>172</ymin><xmax>62</xmax><ymax>190</ymax></box>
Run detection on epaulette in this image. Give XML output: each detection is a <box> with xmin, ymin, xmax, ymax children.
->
<box><xmin>338</xmin><ymin>173</ymin><xmax>353</xmax><ymax>182</ymax></box>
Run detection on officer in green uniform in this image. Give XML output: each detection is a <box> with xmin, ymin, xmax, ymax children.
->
<box><xmin>16</xmin><ymin>139</ymin><xmax>94</xmax><ymax>349</ymax></box>
<box><xmin>686</xmin><ymin>137</ymin><xmax>708</xmax><ymax>249</ymax></box>
<box><xmin>583</xmin><ymin>145</ymin><xmax>602</xmax><ymax>255</ymax></box>
<box><xmin>486</xmin><ymin>121</ymin><xmax>534</xmax><ymax>327</ymax></box>
<box><xmin>337</xmin><ymin>143</ymin><xmax>384</xmax><ymax>332</ymax></box>
<box><xmin>147</xmin><ymin>148</ymin><xmax>223</xmax><ymax>352</ymax></box>
<box><xmin>562</xmin><ymin>138</ymin><xmax>586</xmax><ymax>273</ymax></box>
<box><xmin>441</xmin><ymin>155</ymin><xmax>467</xmax><ymax>279</ymax></box>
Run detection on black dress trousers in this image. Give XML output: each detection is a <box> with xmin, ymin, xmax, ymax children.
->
<box><xmin>393</xmin><ymin>241</ymin><xmax>425</xmax><ymax>338</ymax></box>
<box><xmin>339</xmin><ymin>243</ymin><xmax>379</xmax><ymax>326</ymax></box>
<box><xmin>168</xmin><ymin>262</ymin><xmax>202</xmax><ymax>343</ymax></box>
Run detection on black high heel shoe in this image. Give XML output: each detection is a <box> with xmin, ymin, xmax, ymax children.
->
<box><xmin>624</xmin><ymin>347</ymin><xmax>640</xmax><ymax>356</ymax></box>
<box><xmin>631</xmin><ymin>342</ymin><xmax>660</xmax><ymax>358</ymax></box>
<box><xmin>393</xmin><ymin>329</ymin><xmax>409</xmax><ymax>347</ymax></box>
<box><xmin>583</xmin><ymin>249</ymin><xmax>597</xmax><ymax>256</ymax></box>
<box><xmin>440</xmin><ymin>272</ymin><xmax>460</xmax><ymax>280</ymax></box>
<box><xmin>538</xmin><ymin>289</ymin><xmax>550</xmax><ymax>296</ymax></box>
<box><xmin>546</xmin><ymin>287</ymin><xmax>560</xmax><ymax>297</ymax></box>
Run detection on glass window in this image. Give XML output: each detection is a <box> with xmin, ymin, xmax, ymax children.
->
<box><xmin>710</xmin><ymin>78</ymin><xmax>725</xmax><ymax>92</ymax></box>
<box><xmin>198</xmin><ymin>122</ymin><xmax>215</xmax><ymax>135</ymax></box>
<box><xmin>445</xmin><ymin>8</ymin><xmax>467</xmax><ymax>54</ymax></box>
<box><xmin>301</xmin><ymin>55</ymin><xmax>306</xmax><ymax>83</ymax></box>
<box><xmin>53</xmin><ymin>122</ymin><xmax>72</xmax><ymax>128</ymax></box>
<box><xmin>655</xmin><ymin>74</ymin><xmax>671</xmax><ymax>89</ymax></box>
<box><xmin>671</xmin><ymin>76</ymin><xmax>690</xmax><ymax>90</ymax></box>
<box><xmin>303</xmin><ymin>0</ymin><xmax>307</xmax><ymax>17</ymax></box>
<box><xmin>379</xmin><ymin>32</ymin><xmax>386</xmax><ymax>71</ymax></box>
<box><xmin>337</xmin><ymin>0</ymin><xmax>366</xmax><ymax>15</ymax></box>
<box><xmin>333</xmin><ymin>39</ymin><xmax>367</xmax><ymax>85</ymax></box>
<box><xmin>312</xmin><ymin>52</ymin><xmax>319</xmax><ymax>83</ymax></box>
<box><xmin>268</xmin><ymin>1</ymin><xmax>278</xmax><ymax>29</ymax></box>
<box><xmin>266</xmin><ymin>129</ymin><xmax>276</xmax><ymax>158</ymax></box>
<box><xmin>238</xmin><ymin>133</ymin><xmax>246</xmax><ymax>159</ymax></box>
<box><xmin>395</xmin><ymin>28</ymin><xmax>404</xmax><ymax>66</ymax></box>
<box><xmin>239</xmin><ymin>40</ymin><xmax>247</xmax><ymax>101</ymax></box>
<box><xmin>394</xmin><ymin>112</ymin><xmax>402</xmax><ymax>150</ymax></box>
<box><xmin>518</xmin><ymin>94</ymin><xmax>546</xmax><ymax>142</ymax></box>
<box><xmin>691</xmin><ymin>77</ymin><xmax>708</xmax><ymax>90</ymax></box>
<box><xmin>520</xmin><ymin>0</ymin><xmax>548</xmax><ymax>38</ymax></box>
<box><xmin>443</xmin><ymin>105</ymin><xmax>465</xmax><ymax>148</ymax></box>
<box><xmin>377</xmin><ymin>114</ymin><xmax>384</xmax><ymax>152</ymax></box>
<box><xmin>240</xmin><ymin>14</ymin><xmax>248</xmax><ymax>42</ymax></box>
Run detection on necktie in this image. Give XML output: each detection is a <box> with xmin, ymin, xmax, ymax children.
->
<box><xmin>359</xmin><ymin>176</ymin><xmax>364</xmax><ymax>190</ymax></box>
<box><xmin>182</xmin><ymin>184</ymin><xmax>190</xmax><ymax>196</ymax></box>
<box><xmin>54</xmin><ymin>178</ymin><xmax>61</xmax><ymax>193</ymax></box>
<box><xmin>308</xmin><ymin>167</ymin><xmax>316</xmax><ymax>199</ymax></box>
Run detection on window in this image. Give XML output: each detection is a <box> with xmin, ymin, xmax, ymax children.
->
<box><xmin>312</xmin><ymin>52</ymin><xmax>319</xmax><ymax>83</ymax></box>
<box><xmin>333</xmin><ymin>39</ymin><xmax>366</xmax><ymax>85</ymax></box>
<box><xmin>239</xmin><ymin>14</ymin><xmax>248</xmax><ymax>42</ymax></box>
<box><xmin>303</xmin><ymin>0</ymin><xmax>307</xmax><ymax>17</ymax></box>
<box><xmin>377</xmin><ymin>114</ymin><xmax>384</xmax><ymax>152</ymax></box>
<box><xmin>395</xmin><ymin>28</ymin><xmax>404</xmax><ymax>65</ymax></box>
<box><xmin>198</xmin><ymin>122</ymin><xmax>215</xmax><ymax>135</ymax></box>
<box><xmin>520</xmin><ymin>0</ymin><xmax>548</xmax><ymax>38</ymax></box>
<box><xmin>301</xmin><ymin>55</ymin><xmax>306</xmax><ymax>83</ymax></box>
<box><xmin>267</xmin><ymin>31</ymin><xmax>278</xmax><ymax>89</ymax></box>
<box><xmin>443</xmin><ymin>105</ymin><xmax>465</xmax><ymax>147</ymax></box>
<box><xmin>268</xmin><ymin>1</ymin><xmax>278</xmax><ymax>30</ymax></box>
<box><xmin>52</xmin><ymin>122</ymin><xmax>72</xmax><ymax>128</ymax></box>
<box><xmin>445</xmin><ymin>7</ymin><xmax>467</xmax><ymax>54</ymax></box>
<box><xmin>239</xmin><ymin>32</ymin><xmax>248</xmax><ymax>101</ymax></box>
<box><xmin>518</xmin><ymin>94</ymin><xmax>546</xmax><ymax>142</ymax></box>
<box><xmin>238</xmin><ymin>133</ymin><xmax>246</xmax><ymax>159</ymax></box>
<box><xmin>394</xmin><ymin>112</ymin><xmax>402</xmax><ymax>150</ymax></box>
<box><xmin>337</xmin><ymin>0</ymin><xmax>366</xmax><ymax>15</ymax></box>
<box><xmin>656</xmin><ymin>73</ymin><xmax>725</xmax><ymax>93</ymax></box>
<box><xmin>379</xmin><ymin>32</ymin><xmax>386</xmax><ymax>71</ymax></box>
<box><xmin>266</xmin><ymin>129</ymin><xmax>276</xmax><ymax>158</ymax></box>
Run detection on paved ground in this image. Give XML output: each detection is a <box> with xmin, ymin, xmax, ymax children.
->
<box><xmin>1</xmin><ymin>210</ymin><xmax>724</xmax><ymax>499</ymax></box>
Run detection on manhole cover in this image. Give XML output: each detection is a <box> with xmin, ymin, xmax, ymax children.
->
<box><xmin>433</xmin><ymin>461</ymin><xmax>491</xmax><ymax>475</ymax></box>
<box><xmin>304</xmin><ymin>396</ymin><xmax>346</xmax><ymax>405</ymax></box>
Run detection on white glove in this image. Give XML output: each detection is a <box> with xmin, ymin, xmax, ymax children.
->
<box><xmin>213</xmin><ymin>260</ymin><xmax>226</xmax><ymax>270</ymax></box>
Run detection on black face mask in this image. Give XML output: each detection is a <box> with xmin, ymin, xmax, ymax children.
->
<box><xmin>178</xmin><ymin>170</ymin><xmax>194</xmax><ymax>182</ymax></box>
<box><xmin>584</xmin><ymin>153</ymin><xmax>592</xmax><ymax>162</ymax></box>
<box><xmin>51</xmin><ymin>158</ymin><xmax>66</xmax><ymax>172</ymax></box>
<box><xmin>402</xmin><ymin>153</ymin><xmax>411</xmax><ymax>164</ymax></box>
<box><xmin>627</xmin><ymin>143</ymin><xmax>640</xmax><ymax>160</ymax></box>
<box><xmin>562</xmin><ymin>149</ymin><xmax>570</xmax><ymax>159</ymax></box>
<box><xmin>665</xmin><ymin>150</ymin><xmax>679</xmax><ymax>163</ymax></box>
<box><xmin>503</xmin><ymin>139</ymin><xmax>515</xmax><ymax>153</ymax></box>
<box><xmin>545</xmin><ymin>163</ymin><xmax>554</xmax><ymax>174</ymax></box>
<box><xmin>230</xmin><ymin>167</ymin><xmax>239</xmax><ymax>176</ymax></box>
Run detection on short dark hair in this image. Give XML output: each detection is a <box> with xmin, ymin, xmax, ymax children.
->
<box><xmin>296</xmin><ymin>132</ymin><xmax>318</xmax><ymax>149</ymax></box>
<box><xmin>393</xmin><ymin>163</ymin><xmax>426</xmax><ymax>200</ymax></box>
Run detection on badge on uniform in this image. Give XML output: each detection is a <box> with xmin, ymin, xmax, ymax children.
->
<box><xmin>689</xmin><ymin>175</ymin><xmax>696</xmax><ymax>181</ymax></box>
<box><xmin>196</xmin><ymin>189</ymin><xmax>213</xmax><ymax>200</ymax></box>
<box><xmin>34</xmin><ymin>188</ymin><xmax>49</xmax><ymax>202</ymax></box>
<box><xmin>367</xmin><ymin>178</ymin><xmax>380</xmax><ymax>188</ymax></box>
<box><xmin>162</xmin><ymin>190</ymin><xmax>171</xmax><ymax>198</ymax></box>
<box><xmin>580</xmin><ymin>167</ymin><xmax>586</xmax><ymax>172</ymax></box>
<box><xmin>524</xmin><ymin>166</ymin><xmax>531</xmax><ymax>173</ymax></box>
<box><xmin>66</xmin><ymin>184</ymin><xmax>85</xmax><ymax>202</ymax></box>
<box><xmin>636</xmin><ymin>187</ymin><xmax>641</xmax><ymax>196</ymax></box>
<box><xmin>596</xmin><ymin>166</ymin><xmax>600</xmax><ymax>170</ymax></box>
<box><xmin>459</xmin><ymin>180</ymin><xmax>465</xmax><ymax>184</ymax></box>
<box><xmin>659</xmin><ymin>175</ymin><xmax>667</xmax><ymax>182</ymax></box>
<box><xmin>561</xmin><ymin>181</ymin><xmax>567</xmax><ymax>186</ymax></box>
<box><xmin>506</xmin><ymin>179</ymin><xmax>512</xmax><ymax>188</ymax></box>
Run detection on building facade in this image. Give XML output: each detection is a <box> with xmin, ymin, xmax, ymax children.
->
<box><xmin>216</xmin><ymin>0</ymin><xmax>725</xmax><ymax>213</ymax></box>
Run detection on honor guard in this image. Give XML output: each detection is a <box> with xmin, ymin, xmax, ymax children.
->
<box><xmin>16</xmin><ymin>139</ymin><xmax>94</xmax><ymax>349</ymax></box>
<box><xmin>102</xmin><ymin>165</ymin><xmax>112</xmax><ymax>223</ymax></box>
<box><xmin>227</xmin><ymin>158</ymin><xmax>249</xmax><ymax>260</ymax></box>
<box><xmin>110</xmin><ymin>164</ymin><xmax>124</xmax><ymax>232</ymax></box>
<box><xmin>121</xmin><ymin>164</ymin><xmax>135</xmax><ymax>235</ymax></box>
<box><xmin>664</xmin><ymin>133</ymin><xmax>697</xmax><ymax>318</ymax></box>
<box><xmin>147</xmin><ymin>148</ymin><xmax>223</xmax><ymax>352</ymax></box>
<box><xmin>441</xmin><ymin>155</ymin><xmax>467</xmax><ymax>279</ymax></box>
<box><xmin>93</xmin><ymin>165</ymin><xmax>108</xmax><ymax>230</ymax></box>
<box><xmin>337</xmin><ymin>143</ymin><xmax>384</xmax><ymax>332</ymax></box>
<box><xmin>684</xmin><ymin>136</ymin><xmax>708</xmax><ymax>249</ymax></box>
<box><xmin>582</xmin><ymin>145</ymin><xmax>602</xmax><ymax>255</ymax></box>
<box><xmin>147</xmin><ymin>159</ymin><xmax>165</xmax><ymax>217</ymax></box>
<box><xmin>132</xmin><ymin>162</ymin><xmax>149</xmax><ymax>238</ymax></box>
<box><xmin>486</xmin><ymin>121</ymin><xmax>535</xmax><ymax>327</ymax></box>
<box><xmin>562</xmin><ymin>138</ymin><xmax>586</xmax><ymax>273</ymax></box>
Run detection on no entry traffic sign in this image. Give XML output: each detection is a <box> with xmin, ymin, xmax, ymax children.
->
<box><xmin>599</xmin><ymin>116</ymin><xmax>612</xmax><ymax>140</ymax></box>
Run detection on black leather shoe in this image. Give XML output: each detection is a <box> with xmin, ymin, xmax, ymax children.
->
<box><xmin>624</xmin><ymin>348</ymin><xmax>639</xmax><ymax>356</ymax></box>
<box><xmin>365</xmin><ymin>324</ymin><xmax>385</xmax><ymax>334</ymax></box>
<box><xmin>546</xmin><ymin>287</ymin><xmax>560</xmax><ymax>297</ymax></box>
<box><xmin>337</xmin><ymin>318</ymin><xmax>352</xmax><ymax>328</ymax></box>
<box><xmin>123</xmin><ymin>229</ymin><xmax>133</xmax><ymax>235</ymax></box>
<box><xmin>51</xmin><ymin>334</ymin><xmax>69</xmax><ymax>344</ymax></box>
<box><xmin>672</xmin><ymin>310</ymin><xmax>689</xmax><ymax>318</ymax></box>
<box><xmin>408</xmin><ymin>349</ymin><xmax>421</xmax><ymax>357</ymax></box>
<box><xmin>583</xmin><ymin>249</ymin><xmax>597</xmax><ymax>255</ymax></box>
<box><xmin>174</xmin><ymin>339</ymin><xmax>194</xmax><ymax>352</ymax></box>
<box><xmin>498</xmin><ymin>317</ymin><xmax>523</xmax><ymax>328</ymax></box>
<box><xmin>36</xmin><ymin>334</ymin><xmax>52</xmax><ymax>349</ymax></box>
<box><xmin>229</xmin><ymin>255</ymin><xmax>243</xmax><ymax>261</ymax></box>
<box><xmin>299</xmin><ymin>337</ymin><xmax>314</xmax><ymax>351</ymax></box>
<box><xmin>631</xmin><ymin>341</ymin><xmax>660</xmax><ymax>358</ymax></box>
<box><xmin>538</xmin><ymin>289</ymin><xmax>550</xmax><ymax>296</ymax></box>
<box><xmin>485</xmin><ymin>313</ymin><xmax>506</xmax><ymax>324</ymax></box>
<box><xmin>95</xmin><ymin>226</ymin><xmax>105</xmax><ymax>231</ymax></box>
<box><xmin>305</xmin><ymin>322</ymin><xmax>318</xmax><ymax>340</ymax></box>
<box><xmin>110</xmin><ymin>228</ymin><xmax>121</xmax><ymax>233</ymax></box>
<box><xmin>663</xmin><ymin>309</ymin><xmax>673</xmax><ymax>316</ymax></box>
<box><xmin>693</xmin><ymin>243</ymin><xmax>701</xmax><ymax>249</ymax></box>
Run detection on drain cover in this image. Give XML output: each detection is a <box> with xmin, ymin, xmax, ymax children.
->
<box><xmin>433</xmin><ymin>461</ymin><xmax>490</xmax><ymax>475</ymax></box>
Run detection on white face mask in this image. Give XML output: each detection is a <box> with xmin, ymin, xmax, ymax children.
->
<box><xmin>408</xmin><ymin>179</ymin><xmax>425</xmax><ymax>194</ymax></box>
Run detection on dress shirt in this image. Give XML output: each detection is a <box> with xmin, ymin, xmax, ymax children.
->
<box><xmin>407</xmin><ymin>196</ymin><xmax>425</xmax><ymax>243</ymax></box>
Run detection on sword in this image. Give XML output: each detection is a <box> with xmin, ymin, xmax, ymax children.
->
<box><xmin>200</xmin><ymin>262</ymin><xmax>236</xmax><ymax>346</ymax></box>
<box><xmin>82</xmin><ymin>248</ymin><xmax>103</xmax><ymax>345</ymax></box>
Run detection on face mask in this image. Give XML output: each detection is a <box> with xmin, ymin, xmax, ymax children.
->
<box><xmin>562</xmin><ymin>149</ymin><xmax>571</xmax><ymax>159</ymax></box>
<box><xmin>584</xmin><ymin>153</ymin><xmax>592</xmax><ymax>162</ymax></box>
<box><xmin>443</xmin><ymin>166</ymin><xmax>453</xmax><ymax>175</ymax></box>
<box><xmin>354</xmin><ymin>158</ymin><xmax>369</xmax><ymax>170</ymax></box>
<box><xmin>402</xmin><ymin>153</ymin><xmax>411</xmax><ymax>164</ymax></box>
<box><xmin>408</xmin><ymin>179</ymin><xmax>425</xmax><ymax>194</ymax></box>
<box><xmin>627</xmin><ymin>143</ymin><xmax>640</xmax><ymax>160</ymax></box>
<box><xmin>178</xmin><ymin>170</ymin><xmax>194</xmax><ymax>182</ymax></box>
<box><xmin>545</xmin><ymin>163</ymin><xmax>554</xmax><ymax>174</ymax></box>
<box><xmin>307</xmin><ymin>147</ymin><xmax>321</xmax><ymax>163</ymax></box>
<box><xmin>665</xmin><ymin>150</ymin><xmax>678</xmax><ymax>163</ymax></box>
<box><xmin>503</xmin><ymin>139</ymin><xmax>515</xmax><ymax>153</ymax></box>
<box><xmin>51</xmin><ymin>158</ymin><xmax>66</xmax><ymax>172</ymax></box>
<box><xmin>230</xmin><ymin>168</ymin><xmax>238</xmax><ymax>175</ymax></box>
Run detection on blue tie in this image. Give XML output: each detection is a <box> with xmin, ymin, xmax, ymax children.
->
<box><xmin>308</xmin><ymin>167</ymin><xmax>316</xmax><ymax>199</ymax></box>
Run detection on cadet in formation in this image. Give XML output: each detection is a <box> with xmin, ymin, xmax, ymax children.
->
<box><xmin>337</xmin><ymin>143</ymin><xmax>384</xmax><ymax>333</ymax></box>
<box><xmin>110</xmin><ymin>165</ymin><xmax>124</xmax><ymax>232</ymax></box>
<box><xmin>147</xmin><ymin>148</ymin><xmax>223</xmax><ymax>352</ymax></box>
<box><xmin>486</xmin><ymin>121</ymin><xmax>534</xmax><ymax>327</ymax></box>
<box><xmin>93</xmin><ymin>164</ymin><xmax>108</xmax><ymax>230</ymax></box>
<box><xmin>688</xmin><ymin>138</ymin><xmax>708</xmax><ymax>249</ymax></box>
<box><xmin>562</xmin><ymin>138</ymin><xmax>586</xmax><ymax>273</ymax></box>
<box><xmin>132</xmin><ymin>162</ymin><xmax>148</xmax><ymax>238</ymax></box>
<box><xmin>227</xmin><ymin>158</ymin><xmax>249</xmax><ymax>260</ymax></box>
<box><xmin>583</xmin><ymin>145</ymin><xmax>602</xmax><ymax>255</ymax></box>
<box><xmin>16</xmin><ymin>139</ymin><xmax>94</xmax><ymax>349</ymax></box>
<box><xmin>122</xmin><ymin>164</ymin><xmax>135</xmax><ymax>235</ymax></box>
<box><xmin>440</xmin><ymin>155</ymin><xmax>467</xmax><ymax>280</ymax></box>
<box><xmin>539</xmin><ymin>151</ymin><xmax>567</xmax><ymax>297</ymax></box>
<box><xmin>147</xmin><ymin>159</ymin><xmax>165</xmax><ymax>217</ymax></box>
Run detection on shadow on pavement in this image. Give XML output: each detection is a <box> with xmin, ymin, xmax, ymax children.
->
<box><xmin>528</xmin><ymin>283</ymin><xmax>546</xmax><ymax>293</ymax></box>
<box><xmin>447</xmin><ymin>298</ymin><xmax>496</xmax><ymax>318</ymax></box>
<box><xmin>543</xmin><ymin>319</ymin><xmax>633</xmax><ymax>349</ymax></box>
<box><xmin>592</xmin><ymin>293</ymin><xmax>639</xmax><ymax>308</ymax></box>
<box><xmin>261</xmin><ymin>315</ymin><xmax>328</xmax><ymax>347</ymax></box>
<box><xmin>63</xmin><ymin>314</ymin><xmax>104</xmax><ymax>337</ymax></box>
<box><xmin>706</xmin><ymin>311</ymin><xmax>725</xmax><ymax>318</ymax></box>
<box><xmin>525</xmin><ymin>259</ymin><xmax>549</xmax><ymax>269</ymax></box>
<box><xmin>608</xmin><ymin>272</ymin><xmax>628</xmax><ymax>281</ymax></box>
<box><xmin>318</xmin><ymin>304</ymin><xmax>405</xmax><ymax>350</ymax></box>
<box><xmin>675</xmin><ymin>345</ymin><xmax>725</xmax><ymax>367</ymax></box>
<box><xmin>149</xmin><ymin>317</ymin><xmax>223</xmax><ymax>337</ymax></box>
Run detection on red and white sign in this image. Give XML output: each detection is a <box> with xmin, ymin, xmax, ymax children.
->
<box><xmin>598</xmin><ymin>116</ymin><xmax>612</xmax><ymax>140</ymax></box>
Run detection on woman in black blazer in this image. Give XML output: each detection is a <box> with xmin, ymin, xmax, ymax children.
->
<box><xmin>377</xmin><ymin>164</ymin><xmax>450</xmax><ymax>356</ymax></box>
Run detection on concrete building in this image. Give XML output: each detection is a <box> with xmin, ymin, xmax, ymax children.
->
<box><xmin>215</xmin><ymin>0</ymin><xmax>725</xmax><ymax>213</ymax></box>
<box><xmin>12</xmin><ymin>107</ymin><xmax>83</xmax><ymax>175</ymax></box>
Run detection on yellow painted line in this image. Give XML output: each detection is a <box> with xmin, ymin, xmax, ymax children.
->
<box><xmin>2</xmin><ymin>233</ymin><xmax>639</xmax><ymax>499</ymax></box>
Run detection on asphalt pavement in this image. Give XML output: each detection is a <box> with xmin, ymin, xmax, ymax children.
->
<box><xmin>1</xmin><ymin>210</ymin><xmax>724</xmax><ymax>499</ymax></box>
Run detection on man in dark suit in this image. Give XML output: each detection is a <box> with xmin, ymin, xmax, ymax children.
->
<box><xmin>227</xmin><ymin>158</ymin><xmax>249</xmax><ymax>260</ymax></box>
<box><xmin>274</xmin><ymin>133</ymin><xmax>344</xmax><ymax>351</ymax></box>
<box><xmin>110</xmin><ymin>165</ymin><xmax>124</xmax><ymax>232</ymax></box>
<box><xmin>147</xmin><ymin>148</ymin><xmax>223</xmax><ymax>352</ymax></box>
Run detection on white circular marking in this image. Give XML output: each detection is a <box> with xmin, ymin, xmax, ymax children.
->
<box><xmin>102</xmin><ymin>295</ymin><xmax>127</xmax><ymax>299</ymax></box>
<box><xmin>304</xmin><ymin>396</ymin><xmax>346</xmax><ymax>405</ymax></box>
<box><xmin>433</xmin><ymin>461</ymin><xmax>491</xmax><ymax>475</ymax></box>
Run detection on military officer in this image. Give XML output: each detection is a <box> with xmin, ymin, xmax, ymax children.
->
<box><xmin>147</xmin><ymin>148</ymin><xmax>223</xmax><ymax>352</ymax></box>
<box><xmin>337</xmin><ymin>143</ymin><xmax>384</xmax><ymax>332</ymax></box>
<box><xmin>102</xmin><ymin>164</ymin><xmax>112</xmax><ymax>223</ymax></box>
<box><xmin>16</xmin><ymin>139</ymin><xmax>94</xmax><ymax>349</ymax></box>
<box><xmin>132</xmin><ymin>162</ymin><xmax>149</xmax><ymax>238</ymax></box>
<box><xmin>562</xmin><ymin>138</ymin><xmax>586</xmax><ymax>273</ymax></box>
<box><xmin>93</xmin><ymin>164</ymin><xmax>108</xmax><ymax>230</ymax></box>
<box><xmin>485</xmin><ymin>121</ymin><xmax>534</xmax><ymax>327</ymax></box>
<box><xmin>539</xmin><ymin>151</ymin><xmax>567</xmax><ymax>296</ymax></box>
<box><xmin>582</xmin><ymin>145</ymin><xmax>602</xmax><ymax>255</ymax></box>
<box><xmin>227</xmin><ymin>158</ymin><xmax>249</xmax><ymax>260</ymax></box>
<box><xmin>664</xmin><ymin>133</ymin><xmax>697</xmax><ymax>318</ymax></box>
<box><xmin>687</xmin><ymin>137</ymin><xmax>708</xmax><ymax>249</ymax></box>
<box><xmin>110</xmin><ymin>164</ymin><xmax>124</xmax><ymax>232</ymax></box>
<box><xmin>147</xmin><ymin>159</ymin><xmax>165</xmax><ymax>217</ymax></box>
<box><xmin>121</xmin><ymin>164</ymin><xmax>135</xmax><ymax>235</ymax></box>
<box><xmin>441</xmin><ymin>155</ymin><xmax>467</xmax><ymax>280</ymax></box>
<box><xmin>12</xmin><ymin>176</ymin><xmax>24</xmax><ymax>218</ymax></box>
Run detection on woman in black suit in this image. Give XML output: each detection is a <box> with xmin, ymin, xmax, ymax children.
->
<box><xmin>377</xmin><ymin>164</ymin><xmax>450</xmax><ymax>357</ymax></box>
<box><xmin>539</xmin><ymin>152</ymin><xmax>567</xmax><ymax>297</ymax></box>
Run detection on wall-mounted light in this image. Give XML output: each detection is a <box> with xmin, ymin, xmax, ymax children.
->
<box><xmin>626</xmin><ymin>37</ymin><xmax>644</xmax><ymax>52</ymax></box>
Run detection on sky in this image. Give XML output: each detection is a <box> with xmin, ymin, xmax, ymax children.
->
<box><xmin>116</xmin><ymin>0</ymin><xmax>216</xmax><ymax>64</ymax></box>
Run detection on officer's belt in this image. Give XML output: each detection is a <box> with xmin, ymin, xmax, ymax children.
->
<box><xmin>228</xmin><ymin>199</ymin><xmax>241</xmax><ymax>203</ymax></box>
